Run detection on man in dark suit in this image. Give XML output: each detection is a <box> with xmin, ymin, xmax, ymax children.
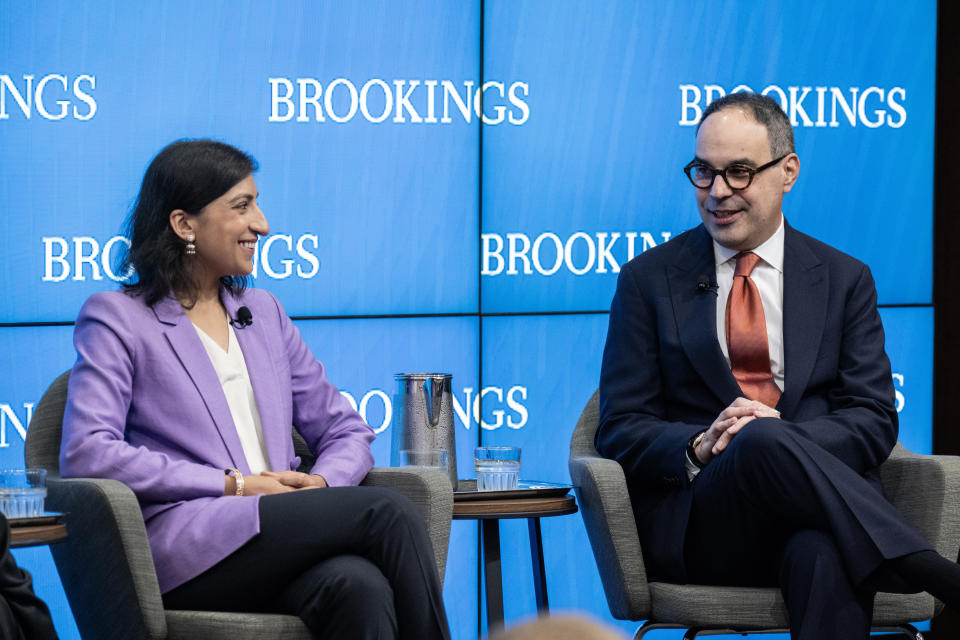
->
<box><xmin>596</xmin><ymin>92</ymin><xmax>960</xmax><ymax>639</ymax></box>
<box><xmin>0</xmin><ymin>513</ymin><xmax>58</xmax><ymax>639</ymax></box>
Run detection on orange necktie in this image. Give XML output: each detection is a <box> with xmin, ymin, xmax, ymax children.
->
<box><xmin>725</xmin><ymin>252</ymin><xmax>781</xmax><ymax>408</ymax></box>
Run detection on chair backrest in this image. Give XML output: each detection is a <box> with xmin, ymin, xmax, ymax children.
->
<box><xmin>569</xmin><ymin>390</ymin><xmax>600</xmax><ymax>458</ymax></box>
<box><xmin>568</xmin><ymin>389</ymin><xmax>652</xmax><ymax>620</ymax></box>
<box><xmin>25</xmin><ymin>369</ymin><xmax>71</xmax><ymax>474</ymax></box>
<box><xmin>26</xmin><ymin>370</ymin><xmax>170</xmax><ymax>639</ymax></box>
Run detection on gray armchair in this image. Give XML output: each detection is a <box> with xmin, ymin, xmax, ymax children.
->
<box><xmin>25</xmin><ymin>370</ymin><xmax>453</xmax><ymax>640</ymax></box>
<box><xmin>568</xmin><ymin>390</ymin><xmax>960</xmax><ymax>640</ymax></box>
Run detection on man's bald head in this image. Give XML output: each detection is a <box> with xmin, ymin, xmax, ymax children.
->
<box><xmin>698</xmin><ymin>92</ymin><xmax>795</xmax><ymax>159</ymax></box>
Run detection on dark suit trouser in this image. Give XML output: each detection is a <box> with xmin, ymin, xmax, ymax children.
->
<box><xmin>682</xmin><ymin>420</ymin><xmax>930</xmax><ymax>640</ymax></box>
<box><xmin>0</xmin><ymin>515</ymin><xmax>58</xmax><ymax>640</ymax></box>
<box><xmin>163</xmin><ymin>486</ymin><xmax>450</xmax><ymax>640</ymax></box>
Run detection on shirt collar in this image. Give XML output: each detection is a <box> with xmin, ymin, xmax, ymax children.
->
<box><xmin>713</xmin><ymin>215</ymin><xmax>785</xmax><ymax>273</ymax></box>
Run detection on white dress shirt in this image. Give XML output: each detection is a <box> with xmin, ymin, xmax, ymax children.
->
<box><xmin>194</xmin><ymin>322</ymin><xmax>272</xmax><ymax>475</ymax></box>
<box><xmin>713</xmin><ymin>217</ymin><xmax>786</xmax><ymax>392</ymax></box>
<box><xmin>686</xmin><ymin>217</ymin><xmax>786</xmax><ymax>480</ymax></box>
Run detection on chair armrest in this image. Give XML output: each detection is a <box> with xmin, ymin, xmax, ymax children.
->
<box><xmin>360</xmin><ymin>467</ymin><xmax>453</xmax><ymax>583</ymax></box>
<box><xmin>47</xmin><ymin>477</ymin><xmax>167</xmax><ymax>640</ymax></box>
<box><xmin>880</xmin><ymin>450</ymin><xmax>960</xmax><ymax>563</ymax></box>
<box><xmin>569</xmin><ymin>454</ymin><xmax>651</xmax><ymax>620</ymax></box>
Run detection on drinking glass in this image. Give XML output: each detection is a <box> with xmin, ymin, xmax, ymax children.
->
<box><xmin>0</xmin><ymin>468</ymin><xmax>47</xmax><ymax>518</ymax></box>
<box><xmin>475</xmin><ymin>446</ymin><xmax>521</xmax><ymax>491</ymax></box>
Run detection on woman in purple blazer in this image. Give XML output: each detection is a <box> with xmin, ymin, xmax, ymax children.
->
<box><xmin>60</xmin><ymin>140</ymin><xmax>450</xmax><ymax>640</ymax></box>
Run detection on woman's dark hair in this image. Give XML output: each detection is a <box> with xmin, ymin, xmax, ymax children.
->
<box><xmin>119</xmin><ymin>139</ymin><xmax>258</xmax><ymax>307</ymax></box>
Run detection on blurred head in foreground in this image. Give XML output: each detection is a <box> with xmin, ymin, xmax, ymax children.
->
<box><xmin>486</xmin><ymin>614</ymin><xmax>626</xmax><ymax>640</ymax></box>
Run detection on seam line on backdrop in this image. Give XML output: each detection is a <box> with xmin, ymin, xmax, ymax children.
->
<box><xmin>0</xmin><ymin>303</ymin><xmax>932</xmax><ymax>329</ymax></box>
<box><xmin>477</xmin><ymin>2</ymin><xmax>486</xmax><ymax>636</ymax></box>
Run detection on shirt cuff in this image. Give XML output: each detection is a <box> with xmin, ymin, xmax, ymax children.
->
<box><xmin>684</xmin><ymin>450</ymin><xmax>702</xmax><ymax>482</ymax></box>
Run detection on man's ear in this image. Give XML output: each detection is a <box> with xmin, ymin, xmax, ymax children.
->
<box><xmin>169</xmin><ymin>209</ymin><xmax>194</xmax><ymax>241</ymax></box>
<box><xmin>781</xmin><ymin>153</ymin><xmax>800</xmax><ymax>194</ymax></box>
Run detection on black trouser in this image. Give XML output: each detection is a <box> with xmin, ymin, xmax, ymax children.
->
<box><xmin>163</xmin><ymin>486</ymin><xmax>450</xmax><ymax>640</ymax></box>
<box><xmin>683</xmin><ymin>420</ymin><xmax>931</xmax><ymax>640</ymax></box>
<box><xmin>0</xmin><ymin>514</ymin><xmax>58</xmax><ymax>640</ymax></box>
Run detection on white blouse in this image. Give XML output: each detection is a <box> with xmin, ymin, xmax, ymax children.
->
<box><xmin>193</xmin><ymin>322</ymin><xmax>271</xmax><ymax>475</ymax></box>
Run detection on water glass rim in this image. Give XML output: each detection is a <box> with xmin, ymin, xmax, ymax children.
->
<box><xmin>394</xmin><ymin>372</ymin><xmax>453</xmax><ymax>379</ymax></box>
<box><xmin>0</xmin><ymin>468</ymin><xmax>47</xmax><ymax>490</ymax></box>
<box><xmin>0</xmin><ymin>468</ymin><xmax>46</xmax><ymax>476</ymax></box>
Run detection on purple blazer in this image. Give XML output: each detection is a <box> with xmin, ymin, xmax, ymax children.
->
<box><xmin>60</xmin><ymin>288</ymin><xmax>375</xmax><ymax>592</ymax></box>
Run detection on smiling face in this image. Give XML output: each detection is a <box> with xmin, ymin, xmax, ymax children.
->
<box><xmin>171</xmin><ymin>174</ymin><xmax>269</xmax><ymax>289</ymax></box>
<box><xmin>694</xmin><ymin>107</ymin><xmax>799</xmax><ymax>251</ymax></box>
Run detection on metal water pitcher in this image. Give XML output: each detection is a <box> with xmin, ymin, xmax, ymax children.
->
<box><xmin>391</xmin><ymin>373</ymin><xmax>457</xmax><ymax>490</ymax></box>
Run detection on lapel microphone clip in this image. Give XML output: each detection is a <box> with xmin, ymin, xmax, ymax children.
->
<box><xmin>696</xmin><ymin>276</ymin><xmax>718</xmax><ymax>295</ymax></box>
<box><xmin>230</xmin><ymin>306</ymin><xmax>253</xmax><ymax>329</ymax></box>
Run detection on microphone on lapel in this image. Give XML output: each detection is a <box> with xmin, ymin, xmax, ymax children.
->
<box><xmin>230</xmin><ymin>306</ymin><xmax>253</xmax><ymax>329</ymax></box>
<box><xmin>696</xmin><ymin>275</ymin><xmax>718</xmax><ymax>295</ymax></box>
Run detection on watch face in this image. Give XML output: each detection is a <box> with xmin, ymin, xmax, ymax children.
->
<box><xmin>687</xmin><ymin>433</ymin><xmax>706</xmax><ymax>468</ymax></box>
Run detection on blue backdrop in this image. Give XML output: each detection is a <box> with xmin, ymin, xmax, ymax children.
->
<box><xmin>0</xmin><ymin>1</ymin><xmax>936</xmax><ymax>638</ymax></box>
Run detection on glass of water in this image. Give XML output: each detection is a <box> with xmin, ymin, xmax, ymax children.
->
<box><xmin>475</xmin><ymin>446</ymin><xmax>521</xmax><ymax>491</ymax></box>
<box><xmin>0</xmin><ymin>468</ymin><xmax>47</xmax><ymax>518</ymax></box>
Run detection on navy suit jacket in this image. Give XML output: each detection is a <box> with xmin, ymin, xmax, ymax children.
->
<box><xmin>595</xmin><ymin>221</ymin><xmax>898</xmax><ymax>583</ymax></box>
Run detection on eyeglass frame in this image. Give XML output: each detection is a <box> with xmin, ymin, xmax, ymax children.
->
<box><xmin>683</xmin><ymin>153</ymin><xmax>790</xmax><ymax>190</ymax></box>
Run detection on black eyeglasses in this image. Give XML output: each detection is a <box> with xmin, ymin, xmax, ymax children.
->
<box><xmin>683</xmin><ymin>154</ymin><xmax>789</xmax><ymax>190</ymax></box>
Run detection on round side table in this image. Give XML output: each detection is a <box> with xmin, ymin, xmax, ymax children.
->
<box><xmin>10</xmin><ymin>521</ymin><xmax>68</xmax><ymax>548</ymax></box>
<box><xmin>453</xmin><ymin>490</ymin><xmax>578</xmax><ymax>633</ymax></box>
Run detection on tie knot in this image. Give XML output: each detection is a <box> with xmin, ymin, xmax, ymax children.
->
<box><xmin>734</xmin><ymin>252</ymin><xmax>761</xmax><ymax>277</ymax></box>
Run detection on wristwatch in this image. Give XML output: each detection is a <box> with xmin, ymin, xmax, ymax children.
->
<box><xmin>687</xmin><ymin>431</ymin><xmax>707</xmax><ymax>469</ymax></box>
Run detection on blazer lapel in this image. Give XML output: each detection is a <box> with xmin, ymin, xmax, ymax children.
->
<box><xmin>779</xmin><ymin>225</ymin><xmax>828</xmax><ymax>417</ymax></box>
<box><xmin>666</xmin><ymin>226</ymin><xmax>742</xmax><ymax>406</ymax></box>
<box><xmin>223</xmin><ymin>295</ymin><xmax>289</xmax><ymax>472</ymax></box>
<box><xmin>153</xmin><ymin>296</ymin><xmax>250</xmax><ymax>472</ymax></box>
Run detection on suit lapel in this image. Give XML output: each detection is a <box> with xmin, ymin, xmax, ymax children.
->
<box><xmin>153</xmin><ymin>295</ymin><xmax>250</xmax><ymax>472</ymax></box>
<box><xmin>779</xmin><ymin>225</ymin><xmax>828</xmax><ymax>417</ymax></box>
<box><xmin>667</xmin><ymin>226</ymin><xmax>742</xmax><ymax>406</ymax></box>
<box><xmin>223</xmin><ymin>295</ymin><xmax>289</xmax><ymax>472</ymax></box>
